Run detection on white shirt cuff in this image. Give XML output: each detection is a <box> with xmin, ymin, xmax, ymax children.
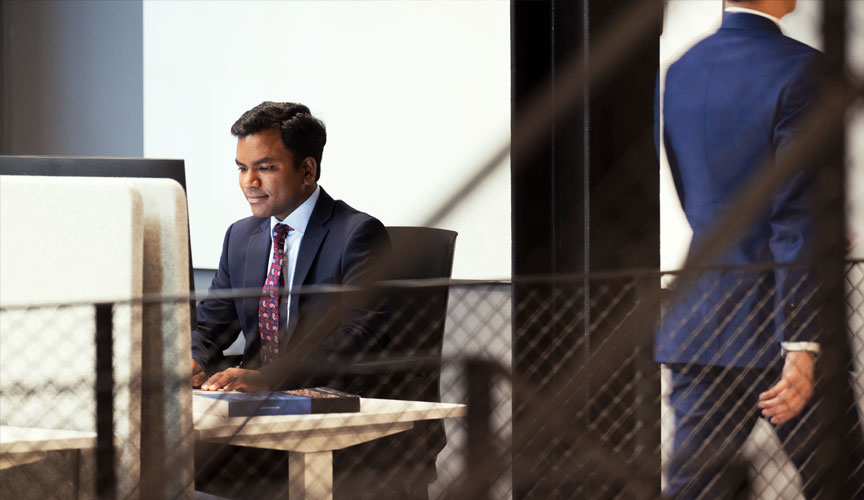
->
<box><xmin>780</xmin><ymin>341</ymin><xmax>821</xmax><ymax>357</ymax></box>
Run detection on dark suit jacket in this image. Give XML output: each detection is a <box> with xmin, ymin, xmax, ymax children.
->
<box><xmin>191</xmin><ymin>187</ymin><xmax>390</xmax><ymax>388</ymax></box>
<box><xmin>658</xmin><ymin>13</ymin><xmax>821</xmax><ymax>368</ymax></box>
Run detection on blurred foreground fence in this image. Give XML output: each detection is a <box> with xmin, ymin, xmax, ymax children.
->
<box><xmin>1</xmin><ymin>263</ymin><xmax>863</xmax><ymax>499</ymax></box>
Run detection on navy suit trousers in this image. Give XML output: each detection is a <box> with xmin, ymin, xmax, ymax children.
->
<box><xmin>665</xmin><ymin>363</ymin><xmax>864</xmax><ymax>500</ymax></box>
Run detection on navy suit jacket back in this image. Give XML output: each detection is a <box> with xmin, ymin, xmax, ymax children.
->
<box><xmin>659</xmin><ymin>13</ymin><xmax>821</xmax><ymax>367</ymax></box>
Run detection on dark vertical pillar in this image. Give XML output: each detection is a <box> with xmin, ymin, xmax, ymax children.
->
<box><xmin>511</xmin><ymin>3</ymin><xmax>573</xmax><ymax>495</ymax></box>
<box><xmin>512</xmin><ymin>0</ymin><xmax>661</xmax><ymax>497</ymax></box>
<box><xmin>511</xmin><ymin>0</ymin><xmax>555</xmax><ymax>281</ymax></box>
<box><xmin>814</xmin><ymin>1</ymin><xmax>861</xmax><ymax>498</ymax></box>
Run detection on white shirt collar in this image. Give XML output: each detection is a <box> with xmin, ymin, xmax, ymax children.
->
<box><xmin>270</xmin><ymin>184</ymin><xmax>321</xmax><ymax>236</ymax></box>
<box><xmin>724</xmin><ymin>6</ymin><xmax>783</xmax><ymax>29</ymax></box>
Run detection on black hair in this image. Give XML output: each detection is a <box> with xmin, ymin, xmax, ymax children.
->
<box><xmin>231</xmin><ymin>101</ymin><xmax>326</xmax><ymax>181</ymax></box>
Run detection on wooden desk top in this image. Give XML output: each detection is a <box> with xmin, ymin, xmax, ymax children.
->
<box><xmin>193</xmin><ymin>398</ymin><xmax>467</xmax><ymax>452</ymax></box>
<box><xmin>1</xmin><ymin>425</ymin><xmax>97</xmax><ymax>470</ymax></box>
<box><xmin>0</xmin><ymin>426</ymin><xmax>97</xmax><ymax>454</ymax></box>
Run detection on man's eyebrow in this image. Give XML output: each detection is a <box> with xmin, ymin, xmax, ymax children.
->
<box><xmin>235</xmin><ymin>157</ymin><xmax>277</xmax><ymax>167</ymax></box>
<box><xmin>252</xmin><ymin>157</ymin><xmax>277</xmax><ymax>166</ymax></box>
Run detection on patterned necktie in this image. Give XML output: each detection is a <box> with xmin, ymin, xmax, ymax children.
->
<box><xmin>259</xmin><ymin>223</ymin><xmax>291</xmax><ymax>366</ymax></box>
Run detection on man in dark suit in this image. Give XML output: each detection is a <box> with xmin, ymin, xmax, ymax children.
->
<box><xmin>659</xmin><ymin>1</ymin><xmax>864</xmax><ymax>498</ymax></box>
<box><xmin>190</xmin><ymin>101</ymin><xmax>402</xmax><ymax>499</ymax></box>
<box><xmin>191</xmin><ymin>101</ymin><xmax>389</xmax><ymax>391</ymax></box>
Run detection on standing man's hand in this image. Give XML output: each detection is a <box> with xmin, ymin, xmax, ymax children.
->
<box><xmin>200</xmin><ymin>368</ymin><xmax>268</xmax><ymax>392</ymax></box>
<box><xmin>192</xmin><ymin>359</ymin><xmax>208</xmax><ymax>388</ymax></box>
<box><xmin>758</xmin><ymin>350</ymin><xmax>815</xmax><ymax>424</ymax></box>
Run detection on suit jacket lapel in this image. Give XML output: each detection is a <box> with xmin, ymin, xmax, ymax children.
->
<box><xmin>286</xmin><ymin>188</ymin><xmax>334</xmax><ymax>339</ymax></box>
<box><xmin>243</xmin><ymin>218</ymin><xmax>271</xmax><ymax>333</ymax></box>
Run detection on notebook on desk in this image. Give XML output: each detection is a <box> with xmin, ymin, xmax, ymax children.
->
<box><xmin>193</xmin><ymin>387</ymin><xmax>360</xmax><ymax>417</ymax></box>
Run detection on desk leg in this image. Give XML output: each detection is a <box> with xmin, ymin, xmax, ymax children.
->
<box><xmin>289</xmin><ymin>450</ymin><xmax>333</xmax><ymax>500</ymax></box>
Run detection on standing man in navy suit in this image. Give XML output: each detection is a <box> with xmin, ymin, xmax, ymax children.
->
<box><xmin>660</xmin><ymin>1</ymin><xmax>864</xmax><ymax>498</ymax></box>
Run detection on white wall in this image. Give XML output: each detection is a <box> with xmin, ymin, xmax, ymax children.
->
<box><xmin>143</xmin><ymin>0</ymin><xmax>511</xmax><ymax>279</ymax></box>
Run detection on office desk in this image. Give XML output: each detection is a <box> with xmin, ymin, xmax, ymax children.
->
<box><xmin>194</xmin><ymin>398</ymin><xmax>466</xmax><ymax>500</ymax></box>
<box><xmin>0</xmin><ymin>425</ymin><xmax>97</xmax><ymax>470</ymax></box>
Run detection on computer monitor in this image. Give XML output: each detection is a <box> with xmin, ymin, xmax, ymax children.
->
<box><xmin>0</xmin><ymin>155</ymin><xmax>189</xmax><ymax>190</ymax></box>
<box><xmin>0</xmin><ymin>155</ymin><xmax>198</xmax><ymax>325</ymax></box>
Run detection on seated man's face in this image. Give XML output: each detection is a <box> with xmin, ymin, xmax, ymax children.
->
<box><xmin>235</xmin><ymin>127</ymin><xmax>316</xmax><ymax>220</ymax></box>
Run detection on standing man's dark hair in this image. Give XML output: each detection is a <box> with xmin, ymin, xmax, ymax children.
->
<box><xmin>231</xmin><ymin>101</ymin><xmax>326</xmax><ymax>181</ymax></box>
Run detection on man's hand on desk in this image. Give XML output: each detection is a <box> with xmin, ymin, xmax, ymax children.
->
<box><xmin>192</xmin><ymin>359</ymin><xmax>208</xmax><ymax>388</ymax></box>
<box><xmin>200</xmin><ymin>368</ymin><xmax>269</xmax><ymax>392</ymax></box>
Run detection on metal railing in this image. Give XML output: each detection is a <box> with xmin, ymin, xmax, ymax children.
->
<box><xmin>1</xmin><ymin>262</ymin><xmax>862</xmax><ymax>499</ymax></box>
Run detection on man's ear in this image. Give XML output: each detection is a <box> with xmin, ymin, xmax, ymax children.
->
<box><xmin>302</xmin><ymin>157</ymin><xmax>317</xmax><ymax>184</ymax></box>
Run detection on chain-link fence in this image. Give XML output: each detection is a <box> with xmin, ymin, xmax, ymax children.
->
<box><xmin>1</xmin><ymin>262</ymin><xmax>862</xmax><ymax>499</ymax></box>
<box><xmin>2</xmin><ymin>1</ymin><xmax>863</xmax><ymax>499</ymax></box>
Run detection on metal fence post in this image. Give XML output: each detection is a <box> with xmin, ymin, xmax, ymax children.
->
<box><xmin>465</xmin><ymin>357</ymin><xmax>499</xmax><ymax>500</ymax></box>
<box><xmin>95</xmin><ymin>303</ymin><xmax>114</xmax><ymax>500</ymax></box>
<box><xmin>633</xmin><ymin>276</ymin><xmax>661</xmax><ymax>496</ymax></box>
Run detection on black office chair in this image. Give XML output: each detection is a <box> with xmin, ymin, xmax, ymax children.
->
<box><xmin>383</xmin><ymin>226</ymin><xmax>458</xmax><ymax>282</ymax></box>
<box><xmin>377</xmin><ymin>225</ymin><xmax>457</xmax><ymax>394</ymax></box>
<box><xmin>337</xmin><ymin>226</ymin><xmax>457</xmax><ymax>500</ymax></box>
